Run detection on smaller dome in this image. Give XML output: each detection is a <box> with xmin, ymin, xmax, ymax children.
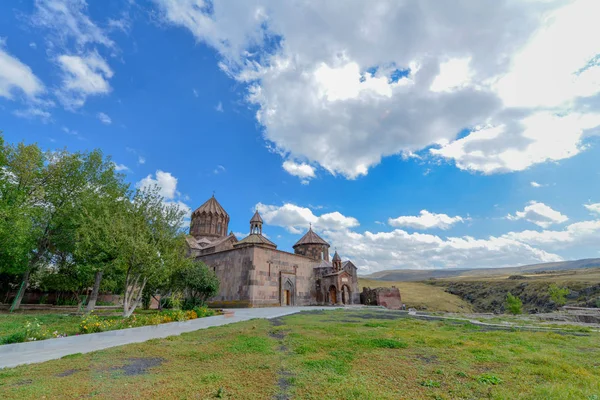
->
<box><xmin>250</xmin><ymin>210</ymin><xmax>263</xmax><ymax>223</ymax></box>
<box><xmin>332</xmin><ymin>250</ymin><xmax>341</xmax><ymax>262</ymax></box>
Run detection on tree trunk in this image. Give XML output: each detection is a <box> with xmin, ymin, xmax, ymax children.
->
<box><xmin>123</xmin><ymin>276</ymin><xmax>147</xmax><ymax>317</ymax></box>
<box><xmin>85</xmin><ymin>271</ymin><xmax>103</xmax><ymax>313</ymax></box>
<box><xmin>10</xmin><ymin>268</ymin><xmax>30</xmax><ymax>312</ymax></box>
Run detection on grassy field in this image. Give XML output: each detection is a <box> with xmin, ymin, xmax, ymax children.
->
<box><xmin>1</xmin><ymin>309</ymin><xmax>598</xmax><ymax>399</ymax></box>
<box><xmin>359</xmin><ymin>278</ymin><xmax>473</xmax><ymax>312</ymax></box>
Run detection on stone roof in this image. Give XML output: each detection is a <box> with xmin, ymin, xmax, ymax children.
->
<box><xmin>342</xmin><ymin>261</ymin><xmax>357</xmax><ymax>269</ymax></box>
<box><xmin>233</xmin><ymin>233</ymin><xmax>277</xmax><ymax>249</ymax></box>
<box><xmin>193</xmin><ymin>195</ymin><xmax>228</xmax><ymax>217</ymax></box>
<box><xmin>314</xmin><ymin>260</ymin><xmax>333</xmax><ymax>269</ymax></box>
<box><xmin>332</xmin><ymin>250</ymin><xmax>341</xmax><ymax>262</ymax></box>
<box><xmin>250</xmin><ymin>210</ymin><xmax>263</xmax><ymax>223</ymax></box>
<box><xmin>186</xmin><ymin>233</ymin><xmax>237</xmax><ymax>250</ymax></box>
<box><xmin>293</xmin><ymin>227</ymin><xmax>330</xmax><ymax>248</ymax></box>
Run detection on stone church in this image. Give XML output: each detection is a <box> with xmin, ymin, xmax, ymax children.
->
<box><xmin>186</xmin><ymin>195</ymin><xmax>359</xmax><ymax>307</ymax></box>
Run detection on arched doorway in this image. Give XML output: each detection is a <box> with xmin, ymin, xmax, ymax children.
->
<box><xmin>282</xmin><ymin>279</ymin><xmax>294</xmax><ymax>306</ymax></box>
<box><xmin>329</xmin><ymin>285</ymin><xmax>337</xmax><ymax>304</ymax></box>
<box><xmin>341</xmin><ymin>285</ymin><xmax>351</xmax><ymax>305</ymax></box>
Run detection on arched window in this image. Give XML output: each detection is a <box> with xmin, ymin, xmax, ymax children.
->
<box><xmin>217</xmin><ymin>223</ymin><xmax>222</xmax><ymax>234</ymax></box>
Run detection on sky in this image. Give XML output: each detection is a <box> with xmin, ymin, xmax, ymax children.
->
<box><xmin>2</xmin><ymin>0</ymin><xmax>600</xmax><ymax>274</ymax></box>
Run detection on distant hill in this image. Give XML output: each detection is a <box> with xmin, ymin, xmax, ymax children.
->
<box><xmin>363</xmin><ymin>258</ymin><xmax>600</xmax><ymax>281</ymax></box>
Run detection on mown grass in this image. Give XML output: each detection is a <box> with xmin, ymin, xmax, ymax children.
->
<box><xmin>1</xmin><ymin>309</ymin><xmax>599</xmax><ymax>399</ymax></box>
<box><xmin>359</xmin><ymin>278</ymin><xmax>473</xmax><ymax>312</ymax></box>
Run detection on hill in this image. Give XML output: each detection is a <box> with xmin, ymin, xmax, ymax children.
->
<box><xmin>363</xmin><ymin>258</ymin><xmax>600</xmax><ymax>282</ymax></box>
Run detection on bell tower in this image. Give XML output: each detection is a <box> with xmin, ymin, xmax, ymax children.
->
<box><xmin>332</xmin><ymin>250</ymin><xmax>342</xmax><ymax>271</ymax></box>
<box><xmin>250</xmin><ymin>210</ymin><xmax>263</xmax><ymax>235</ymax></box>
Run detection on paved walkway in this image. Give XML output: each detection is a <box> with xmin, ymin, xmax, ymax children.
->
<box><xmin>0</xmin><ymin>306</ymin><xmax>341</xmax><ymax>369</ymax></box>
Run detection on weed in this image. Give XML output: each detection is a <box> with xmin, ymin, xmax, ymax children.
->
<box><xmin>477</xmin><ymin>374</ymin><xmax>503</xmax><ymax>385</ymax></box>
<box><xmin>420</xmin><ymin>380</ymin><xmax>441</xmax><ymax>388</ymax></box>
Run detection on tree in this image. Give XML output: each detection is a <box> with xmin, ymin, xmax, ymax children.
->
<box><xmin>73</xmin><ymin>162</ymin><xmax>130</xmax><ymax>313</ymax></box>
<box><xmin>119</xmin><ymin>187</ymin><xmax>189</xmax><ymax>317</ymax></box>
<box><xmin>506</xmin><ymin>292</ymin><xmax>523</xmax><ymax>315</ymax></box>
<box><xmin>0</xmin><ymin>137</ymin><xmax>126</xmax><ymax>311</ymax></box>
<box><xmin>548</xmin><ymin>284</ymin><xmax>569</xmax><ymax>307</ymax></box>
<box><xmin>178</xmin><ymin>261</ymin><xmax>219</xmax><ymax>307</ymax></box>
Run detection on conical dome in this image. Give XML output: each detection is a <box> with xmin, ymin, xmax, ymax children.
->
<box><xmin>293</xmin><ymin>227</ymin><xmax>330</xmax><ymax>248</ymax></box>
<box><xmin>332</xmin><ymin>250</ymin><xmax>341</xmax><ymax>262</ymax></box>
<box><xmin>250</xmin><ymin>210</ymin><xmax>263</xmax><ymax>223</ymax></box>
<box><xmin>193</xmin><ymin>195</ymin><xmax>228</xmax><ymax>217</ymax></box>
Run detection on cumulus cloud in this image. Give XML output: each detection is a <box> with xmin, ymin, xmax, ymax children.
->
<box><xmin>155</xmin><ymin>0</ymin><xmax>600</xmax><ymax>178</ymax></box>
<box><xmin>388</xmin><ymin>210</ymin><xmax>464</xmax><ymax>230</ymax></box>
<box><xmin>56</xmin><ymin>52</ymin><xmax>113</xmax><ymax>108</ymax></box>
<box><xmin>584</xmin><ymin>203</ymin><xmax>600</xmax><ymax>214</ymax></box>
<box><xmin>136</xmin><ymin>170</ymin><xmax>179</xmax><ymax>200</ymax></box>
<box><xmin>97</xmin><ymin>111</ymin><xmax>112</xmax><ymax>124</ymax></box>
<box><xmin>507</xmin><ymin>201</ymin><xmax>569</xmax><ymax>228</ymax></box>
<box><xmin>530</xmin><ymin>181</ymin><xmax>542</xmax><ymax>188</ymax></box>
<box><xmin>323</xmin><ymin>227</ymin><xmax>562</xmax><ymax>273</ymax></box>
<box><xmin>256</xmin><ymin>203</ymin><xmax>359</xmax><ymax>234</ymax></box>
<box><xmin>136</xmin><ymin>170</ymin><xmax>191</xmax><ymax>227</ymax></box>
<box><xmin>0</xmin><ymin>45</ymin><xmax>45</xmax><ymax>100</ymax></box>
<box><xmin>282</xmin><ymin>160</ymin><xmax>316</xmax><ymax>184</ymax></box>
<box><xmin>502</xmin><ymin>219</ymin><xmax>600</xmax><ymax>250</ymax></box>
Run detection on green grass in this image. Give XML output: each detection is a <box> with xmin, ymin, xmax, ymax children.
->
<box><xmin>0</xmin><ymin>309</ymin><xmax>599</xmax><ymax>399</ymax></box>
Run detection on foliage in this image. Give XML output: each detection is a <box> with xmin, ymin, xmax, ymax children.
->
<box><xmin>477</xmin><ymin>374</ymin><xmax>503</xmax><ymax>385</ymax></box>
<box><xmin>177</xmin><ymin>261</ymin><xmax>220</xmax><ymax>305</ymax></box>
<box><xmin>505</xmin><ymin>292</ymin><xmax>523</xmax><ymax>314</ymax></box>
<box><xmin>0</xmin><ymin>318</ymin><xmax>68</xmax><ymax>344</ymax></box>
<box><xmin>78</xmin><ymin>309</ymin><xmax>206</xmax><ymax>334</ymax></box>
<box><xmin>548</xmin><ymin>284</ymin><xmax>570</xmax><ymax>306</ymax></box>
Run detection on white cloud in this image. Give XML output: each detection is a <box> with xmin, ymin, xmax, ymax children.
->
<box><xmin>388</xmin><ymin>210</ymin><xmax>464</xmax><ymax>230</ymax></box>
<box><xmin>97</xmin><ymin>111</ymin><xmax>112</xmax><ymax>124</ymax></box>
<box><xmin>138</xmin><ymin>156</ymin><xmax>146</xmax><ymax>165</ymax></box>
<box><xmin>503</xmin><ymin>219</ymin><xmax>600</xmax><ymax>250</ymax></box>
<box><xmin>215</xmin><ymin>101</ymin><xmax>224</xmax><ymax>112</ymax></box>
<box><xmin>136</xmin><ymin>170</ymin><xmax>179</xmax><ymax>200</ymax></box>
<box><xmin>323</xmin><ymin>227</ymin><xmax>562</xmax><ymax>273</ymax></box>
<box><xmin>282</xmin><ymin>160</ymin><xmax>315</xmax><ymax>184</ymax></box>
<box><xmin>155</xmin><ymin>0</ymin><xmax>600</xmax><ymax>178</ymax></box>
<box><xmin>62</xmin><ymin>126</ymin><xmax>78</xmax><ymax>135</ymax></box>
<box><xmin>0</xmin><ymin>46</ymin><xmax>45</xmax><ymax>100</ymax></box>
<box><xmin>530</xmin><ymin>181</ymin><xmax>542</xmax><ymax>188</ymax></box>
<box><xmin>213</xmin><ymin>165</ymin><xmax>226</xmax><ymax>174</ymax></box>
<box><xmin>431</xmin><ymin>112</ymin><xmax>600</xmax><ymax>174</ymax></box>
<box><xmin>13</xmin><ymin>107</ymin><xmax>51</xmax><ymax>123</ymax></box>
<box><xmin>256</xmin><ymin>203</ymin><xmax>359</xmax><ymax>234</ymax></box>
<box><xmin>584</xmin><ymin>203</ymin><xmax>600</xmax><ymax>214</ymax></box>
<box><xmin>507</xmin><ymin>201</ymin><xmax>568</xmax><ymax>228</ymax></box>
<box><xmin>56</xmin><ymin>52</ymin><xmax>113</xmax><ymax>108</ymax></box>
<box><xmin>31</xmin><ymin>0</ymin><xmax>114</xmax><ymax>49</ymax></box>
<box><xmin>112</xmin><ymin>162</ymin><xmax>129</xmax><ymax>172</ymax></box>
<box><xmin>193</xmin><ymin>88</ymin><xmax>199</xmax><ymax>97</ymax></box>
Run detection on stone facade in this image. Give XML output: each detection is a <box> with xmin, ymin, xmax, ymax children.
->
<box><xmin>186</xmin><ymin>196</ymin><xmax>359</xmax><ymax>308</ymax></box>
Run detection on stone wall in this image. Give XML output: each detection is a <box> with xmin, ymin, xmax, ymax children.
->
<box><xmin>360</xmin><ymin>287</ymin><xmax>402</xmax><ymax>310</ymax></box>
<box><xmin>197</xmin><ymin>247</ymin><xmax>255</xmax><ymax>307</ymax></box>
<box><xmin>294</xmin><ymin>243</ymin><xmax>329</xmax><ymax>261</ymax></box>
<box><xmin>251</xmin><ymin>247</ymin><xmax>318</xmax><ymax>306</ymax></box>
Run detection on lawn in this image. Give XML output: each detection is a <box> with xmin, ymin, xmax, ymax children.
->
<box><xmin>359</xmin><ymin>278</ymin><xmax>473</xmax><ymax>312</ymax></box>
<box><xmin>1</xmin><ymin>309</ymin><xmax>598</xmax><ymax>399</ymax></box>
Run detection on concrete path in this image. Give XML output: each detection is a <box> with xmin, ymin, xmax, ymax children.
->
<box><xmin>0</xmin><ymin>306</ymin><xmax>341</xmax><ymax>369</ymax></box>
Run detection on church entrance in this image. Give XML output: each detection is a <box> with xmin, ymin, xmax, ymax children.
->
<box><xmin>329</xmin><ymin>285</ymin><xmax>337</xmax><ymax>304</ymax></box>
<box><xmin>282</xmin><ymin>279</ymin><xmax>294</xmax><ymax>306</ymax></box>
<box><xmin>341</xmin><ymin>285</ymin><xmax>351</xmax><ymax>305</ymax></box>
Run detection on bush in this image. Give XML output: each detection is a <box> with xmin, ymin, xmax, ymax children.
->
<box><xmin>548</xmin><ymin>284</ymin><xmax>570</xmax><ymax>307</ymax></box>
<box><xmin>182</xmin><ymin>297</ymin><xmax>205</xmax><ymax>310</ymax></box>
<box><xmin>193</xmin><ymin>305</ymin><xmax>215</xmax><ymax>318</ymax></box>
<box><xmin>0</xmin><ymin>332</ymin><xmax>26</xmax><ymax>345</ymax></box>
<box><xmin>506</xmin><ymin>293</ymin><xmax>523</xmax><ymax>315</ymax></box>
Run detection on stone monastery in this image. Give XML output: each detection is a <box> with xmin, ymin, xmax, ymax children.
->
<box><xmin>185</xmin><ymin>195</ymin><xmax>359</xmax><ymax>307</ymax></box>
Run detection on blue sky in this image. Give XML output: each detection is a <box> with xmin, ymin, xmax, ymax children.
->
<box><xmin>2</xmin><ymin>0</ymin><xmax>600</xmax><ymax>273</ymax></box>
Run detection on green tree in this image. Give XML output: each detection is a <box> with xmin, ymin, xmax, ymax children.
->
<box><xmin>506</xmin><ymin>292</ymin><xmax>523</xmax><ymax>315</ymax></box>
<box><xmin>548</xmin><ymin>284</ymin><xmax>570</xmax><ymax>307</ymax></box>
<box><xmin>178</xmin><ymin>261</ymin><xmax>219</xmax><ymax>308</ymax></box>
<box><xmin>120</xmin><ymin>187</ymin><xmax>189</xmax><ymax>317</ymax></box>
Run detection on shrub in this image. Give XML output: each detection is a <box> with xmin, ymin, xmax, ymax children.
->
<box><xmin>548</xmin><ymin>284</ymin><xmax>569</xmax><ymax>307</ymax></box>
<box><xmin>506</xmin><ymin>293</ymin><xmax>523</xmax><ymax>315</ymax></box>
<box><xmin>0</xmin><ymin>332</ymin><xmax>26</xmax><ymax>345</ymax></box>
<box><xmin>193</xmin><ymin>305</ymin><xmax>215</xmax><ymax>318</ymax></box>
